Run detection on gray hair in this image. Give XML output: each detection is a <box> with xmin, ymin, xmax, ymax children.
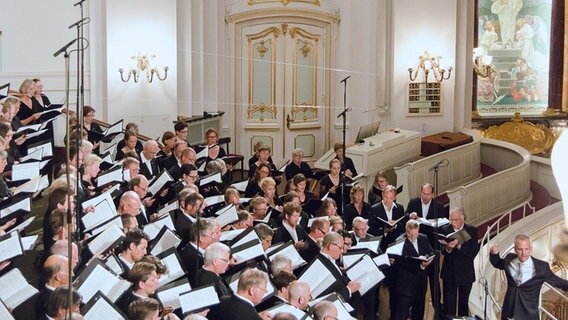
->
<box><xmin>270</xmin><ymin>254</ymin><xmax>292</xmax><ymax>275</ymax></box>
<box><xmin>204</xmin><ymin>242</ymin><xmax>230</xmax><ymax>266</ymax></box>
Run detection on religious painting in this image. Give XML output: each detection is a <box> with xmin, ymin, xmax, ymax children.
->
<box><xmin>476</xmin><ymin>0</ymin><xmax>552</xmax><ymax>114</ymax></box>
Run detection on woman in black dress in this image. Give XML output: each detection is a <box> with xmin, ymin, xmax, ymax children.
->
<box><xmin>291</xmin><ymin>173</ymin><xmax>313</xmax><ymax>205</ymax></box>
<box><xmin>343</xmin><ymin>184</ymin><xmax>371</xmax><ymax>231</ymax></box>
<box><xmin>244</xmin><ymin>163</ymin><xmax>271</xmax><ymax>198</ymax></box>
<box><xmin>333</xmin><ymin>142</ymin><xmax>358</xmax><ymax>178</ymax></box>
<box><xmin>32</xmin><ymin>78</ymin><xmax>51</xmax><ymax>108</ymax></box>
<box><xmin>17</xmin><ymin>79</ymin><xmax>42</xmax><ymax>126</ymax></box>
<box><xmin>318</xmin><ymin>158</ymin><xmax>347</xmax><ymax>212</ymax></box>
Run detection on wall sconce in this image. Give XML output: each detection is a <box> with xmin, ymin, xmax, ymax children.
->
<box><xmin>408</xmin><ymin>51</ymin><xmax>452</xmax><ymax>83</ymax></box>
<box><xmin>119</xmin><ymin>53</ymin><xmax>168</xmax><ymax>83</ymax></box>
<box><xmin>473</xmin><ymin>47</ymin><xmax>494</xmax><ymax>78</ymax></box>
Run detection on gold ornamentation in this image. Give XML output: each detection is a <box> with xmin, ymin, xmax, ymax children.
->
<box><xmin>248</xmin><ymin>103</ymin><xmax>277</xmax><ymax>121</ymax></box>
<box><xmin>299</xmin><ymin>40</ymin><xmax>311</xmax><ymax>58</ymax></box>
<box><xmin>256</xmin><ymin>41</ymin><xmax>269</xmax><ymax>58</ymax></box>
<box><xmin>481</xmin><ymin>112</ymin><xmax>556</xmax><ymax>155</ymax></box>
<box><xmin>248</xmin><ymin>0</ymin><xmax>320</xmax><ymax>6</ymax></box>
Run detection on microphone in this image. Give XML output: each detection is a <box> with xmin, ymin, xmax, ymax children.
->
<box><xmin>53</xmin><ymin>39</ymin><xmax>77</xmax><ymax>57</ymax></box>
<box><xmin>68</xmin><ymin>17</ymin><xmax>90</xmax><ymax>29</ymax></box>
<box><xmin>73</xmin><ymin>0</ymin><xmax>86</xmax><ymax>6</ymax></box>
<box><xmin>337</xmin><ymin>108</ymin><xmax>351</xmax><ymax>118</ymax></box>
<box><xmin>430</xmin><ymin>159</ymin><xmax>449</xmax><ymax>171</ymax></box>
<box><xmin>340</xmin><ymin>75</ymin><xmax>351</xmax><ymax>84</ymax></box>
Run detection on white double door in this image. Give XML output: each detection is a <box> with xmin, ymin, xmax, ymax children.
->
<box><xmin>234</xmin><ymin>20</ymin><xmax>332</xmax><ymax>167</ymax></box>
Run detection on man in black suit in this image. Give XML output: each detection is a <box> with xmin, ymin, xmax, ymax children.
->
<box><xmin>117</xmin><ymin>229</ymin><xmax>150</xmax><ymax>279</ymax></box>
<box><xmin>490</xmin><ymin>234</ymin><xmax>568</xmax><ymax>320</ymax></box>
<box><xmin>174</xmin><ymin>192</ymin><xmax>204</xmax><ymax>249</ymax></box>
<box><xmin>116</xmin><ymin>262</ymin><xmax>160</xmax><ymax>315</ymax></box>
<box><xmin>35</xmin><ymin>255</ymin><xmax>71</xmax><ymax>319</ymax></box>
<box><xmin>391</xmin><ymin>220</ymin><xmax>434</xmax><ymax>320</ymax></box>
<box><xmin>439</xmin><ymin>208</ymin><xmax>478</xmax><ymax>316</ymax></box>
<box><xmin>272</xmin><ymin>202</ymin><xmax>308</xmax><ymax>249</ymax></box>
<box><xmin>196</xmin><ymin>242</ymin><xmax>232</xmax><ymax>299</ymax></box>
<box><xmin>255</xmin><ymin>271</ymin><xmax>297</xmax><ymax>312</ymax></box>
<box><xmin>316</xmin><ymin>231</ymin><xmax>361</xmax><ymax>301</ymax></box>
<box><xmin>369</xmin><ymin>185</ymin><xmax>406</xmax><ymax>251</ymax></box>
<box><xmin>139</xmin><ymin>140</ymin><xmax>160</xmax><ymax>179</ymax></box>
<box><xmin>300</xmin><ymin>217</ymin><xmax>329</xmax><ymax>264</ymax></box>
<box><xmin>168</xmin><ymin>147</ymin><xmax>196</xmax><ymax>181</ymax></box>
<box><xmin>180</xmin><ymin>217</ymin><xmax>221</xmax><ymax>287</ymax></box>
<box><xmin>406</xmin><ymin>182</ymin><xmax>447</xmax><ymax>314</ymax></box>
<box><xmin>208</xmin><ymin>268</ymin><xmax>272</xmax><ymax>320</ymax></box>
<box><xmin>159</xmin><ymin>140</ymin><xmax>187</xmax><ymax>172</ymax></box>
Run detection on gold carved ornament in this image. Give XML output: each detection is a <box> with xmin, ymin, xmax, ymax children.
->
<box><xmin>248</xmin><ymin>102</ymin><xmax>278</xmax><ymax>122</ymax></box>
<box><xmin>480</xmin><ymin>112</ymin><xmax>556</xmax><ymax>155</ymax></box>
<box><xmin>248</xmin><ymin>0</ymin><xmax>320</xmax><ymax>6</ymax></box>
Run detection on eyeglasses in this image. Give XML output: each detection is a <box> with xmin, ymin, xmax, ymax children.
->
<box><xmin>256</xmin><ymin>285</ymin><xmax>269</xmax><ymax>293</ymax></box>
<box><xmin>215</xmin><ymin>258</ymin><xmax>229</xmax><ymax>263</ymax></box>
<box><xmin>179</xmin><ymin>129</ymin><xmax>188</xmax><ymax>133</ymax></box>
<box><xmin>317</xmin><ymin>228</ymin><xmax>327</xmax><ymax>235</ymax></box>
<box><xmin>331</xmin><ymin>243</ymin><xmax>344</xmax><ymax>251</ymax></box>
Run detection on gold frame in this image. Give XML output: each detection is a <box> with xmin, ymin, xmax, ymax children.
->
<box><xmin>290</xmin><ymin>27</ymin><xmax>319</xmax><ymax>122</ymax></box>
<box><xmin>248</xmin><ymin>0</ymin><xmax>320</xmax><ymax>6</ymax></box>
<box><xmin>247</xmin><ymin>27</ymin><xmax>280</xmax><ymax>122</ymax></box>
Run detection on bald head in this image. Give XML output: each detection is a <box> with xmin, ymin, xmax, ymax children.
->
<box><xmin>143</xmin><ymin>140</ymin><xmax>159</xmax><ymax>160</ymax></box>
<box><xmin>312</xmin><ymin>300</ymin><xmax>338</xmax><ymax>320</ymax></box>
<box><xmin>288</xmin><ymin>280</ymin><xmax>311</xmax><ymax>311</ymax></box>
<box><xmin>50</xmin><ymin>241</ymin><xmax>79</xmax><ymax>269</ymax></box>
<box><xmin>43</xmin><ymin>254</ymin><xmax>70</xmax><ymax>286</ymax></box>
<box><xmin>120</xmin><ymin>191</ymin><xmax>142</xmax><ymax>215</ymax></box>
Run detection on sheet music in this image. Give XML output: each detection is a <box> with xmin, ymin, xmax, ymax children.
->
<box><xmin>0</xmin><ymin>196</ymin><xmax>31</xmax><ymax>218</ymax></box>
<box><xmin>107</xmin><ymin>279</ymin><xmax>131</xmax><ymax>302</ymax></box>
<box><xmin>350</xmin><ymin>239</ymin><xmax>381</xmax><ymax>254</ymax></box>
<box><xmin>230</xmin><ymin>180</ymin><xmax>248</xmax><ymax>192</ymax></box>
<box><xmin>200</xmin><ymin>172</ymin><xmax>222</xmax><ymax>186</ymax></box>
<box><xmin>81</xmin><ymin>193</ymin><xmax>118</xmax><ymax>231</ymax></box>
<box><xmin>232</xmin><ymin>240</ymin><xmax>265</xmax><ymax>264</ymax></box>
<box><xmin>158</xmin><ymin>252</ymin><xmax>186</xmax><ymax>287</ymax></box>
<box><xmin>277</xmin><ymin>160</ymin><xmax>289</xmax><ymax>173</ymax></box>
<box><xmin>89</xmin><ymin>216</ymin><xmax>122</xmax><ymax>236</ymax></box>
<box><xmin>195</xmin><ymin>145</ymin><xmax>208</xmax><ymax>159</ymax></box>
<box><xmin>28</xmin><ymin>141</ymin><xmax>52</xmax><ymax>158</ymax></box>
<box><xmin>386</xmin><ymin>240</ymin><xmax>404</xmax><ymax>256</ymax></box>
<box><xmin>144</xmin><ymin>215</ymin><xmax>175</xmax><ymax>240</ymax></box>
<box><xmin>88</xmin><ymin>223</ymin><xmax>124</xmax><ymax>256</ymax></box>
<box><xmin>8</xmin><ymin>216</ymin><xmax>35</xmax><ymax>234</ymax></box>
<box><xmin>321</xmin><ymin>192</ymin><xmax>329</xmax><ymax>201</ymax></box>
<box><xmin>19</xmin><ymin>149</ymin><xmax>42</xmax><ymax>163</ymax></box>
<box><xmin>345</xmin><ymin>254</ymin><xmax>384</xmax><ymax>295</ymax></box>
<box><xmin>204</xmin><ymin>194</ymin><xmax>224</xmax><ymax>207</ymax></box>
<box><xmin>299</xmin><ymin>259</ymin><xmax>336</xmax><ymax>298</ymax></box>
<box><xmin>0</xmin><ymin>300</ymin><xmax>14</xmax><ymax>320</ymax></box>
<box><xmin>157</xmin><ymin>281</ymin><xmax>191</xmax><ymax>310</ymax></box>
<box><xmin>39</xmin><ymin>175</ymin><xmax>49</xmax><ymax>191</ymax></box>
<box><xmin>158</xmin><ymin>200</ymin><xmax>179</xmax><ymax>216</ymax></box>
<box><xmin>16</xmin><ymin>123</ymin><xmax>41</xmax><ymax>134</ymax></box>
<box><xmin>220</xmin><ymin>229</ymin><xmax>243</xmax><ymax>242</ymax></box>
<box><xmin>104</xmin><ymin>255</ymin><xmax>124</xmax><ymax>276</ymax></box>
<box><xmin>25</xmin><ymin>129</ymin><xmax>49</xmax><ymax>140</ymax></box>
<box><xmin>21</xmin><ymin>235</ymin><xmax>38</xmax><ymax>251</ymax></box>
<box><xmin>372</xmin><ymin>252</ymin><xmax>391</xmax><ymax>267</ymax></box>
<box><xmin>343</xmin><ymin>253</ymin><xmax>366</xmax><ymax>269</ymax></box>
<box><xmin>104</xmin><ymin>120</ymin><xmax>123</xmax><ymax>137</ymax></box>
<box><xmin>75</xmin><ymin>263</ymin><xmax>123</xmax><ymax>302</ymax></box>
<box><xmin>233</xmin><ymin>229</ymin><xmax>259</xmax><ymax>247</ymax></box>
<box><xmin>148</xmin><ymin>170</ymin><xmax>173</xmax><ymax>195</ymax></box>
<box><xmin>11</xmin><ymin>162</ymin><xmax>40</xmax><ymax>181</ymax></box>
<box><xmin>0</xmin><ymin>268</ymin><xmax>39</xmax><ymax>309</ymax></box>
<box><xmin>83</xmin><ymin>294</ymin><xmax>126</xmax><ymax>320</ymax></box>
<box><xmin>179</xmin><ymin>286</ymin><xmax>220</xmax><ymax>314</ymax></box>
<box><xmin>150</xmin><ymin>229</ymin><xmax>181</xmax><ymax>256</ymax></box>
<box><xmin>214</xmin><ymin>205</ymin><xmax>238</xmax><ymax>228</ymax></box>
<box><xmin>0</xmin><ymin>232</ymin><xmax>23</xmax><ymax>261</ymax></box>
<box><xmin>39</xmin><ymin>106</ymin><xmax>63</xmax><ymax>116</ymax></box>
<box><xmin>12</xmin><ymin>177</ymin><xmax>40</xmax><ymax>195</ymax></box>
<box><xmin>269</xmin><ymin>243</ymin><xmax>306</xmax><ymax>270</ymax></box>
<box><xmin>197</xmin><ymin>160</ymin><xmax>206</xmax><ymax>172</ymax></box>
<box><xmin>417</xmin><ymin>217</ymin><xmax>450</xmax><ymax>227</ymax></box>
<box><xmin>96</xmin><ymin>167</ymin><xmax>123</xmax><ymax>187</ymax></box>
<box><xmin>266</xmin><ymin>242</ymin><xmax>286</xmax><ymax>255</ymax></box>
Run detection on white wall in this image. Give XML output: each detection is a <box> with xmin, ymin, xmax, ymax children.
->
<box><xmin>0</xmin><ymin>0</ymin><xmax>87</xmax><ymax>104</ymax></box>
<box><xmin>390</xmin><ymin>0</ymin><xmax>458</xmax><ymax>135</ymax></box>
<box><xmin>106</xmin><ymin>0</ymin><xmax>177</xmax><ymax>138</ymax></box>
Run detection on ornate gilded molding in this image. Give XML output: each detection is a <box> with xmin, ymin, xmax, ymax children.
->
<box><xmin>248</xmin><ymin>0</ymin><xmax>320</xmax><ymax>6</ymax></box>
<box><xmin>289</xmin><ymin>27</ymin><xmax>320</xmax><ymax>42</ymax></box>
<box><xmin>247</xmin><ymin>27</ymin><xmax>280</xmax><ymax>42</ymax></box>
<box><xmin>480</xmin><ymin>112</ymin><xmax>556</xmax><ymax>155</ymax></box>
<box><xmin>247</xmin><ymin>102</ymin><xmax>277</xmax><ymax>121</ymax></box>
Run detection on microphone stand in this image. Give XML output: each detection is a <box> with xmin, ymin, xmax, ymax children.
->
<box><xmin>433</xmin><ymin>162</ymin><xmax>442</xmax><ymax>319</ymax></box>
<box><xmin>338</xmin><ymin>76</ymin><xmax>351</xmax><ymax>227</ymax></box>
<box><xmin>53</xmin><ymin>38</ymin><xmax>75</xmax><ymax>320</ymax></box>
<box><xmin>480</xmin><ymin>277</ymin><xmax>489</xmax><ymax>320</ymax></box>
